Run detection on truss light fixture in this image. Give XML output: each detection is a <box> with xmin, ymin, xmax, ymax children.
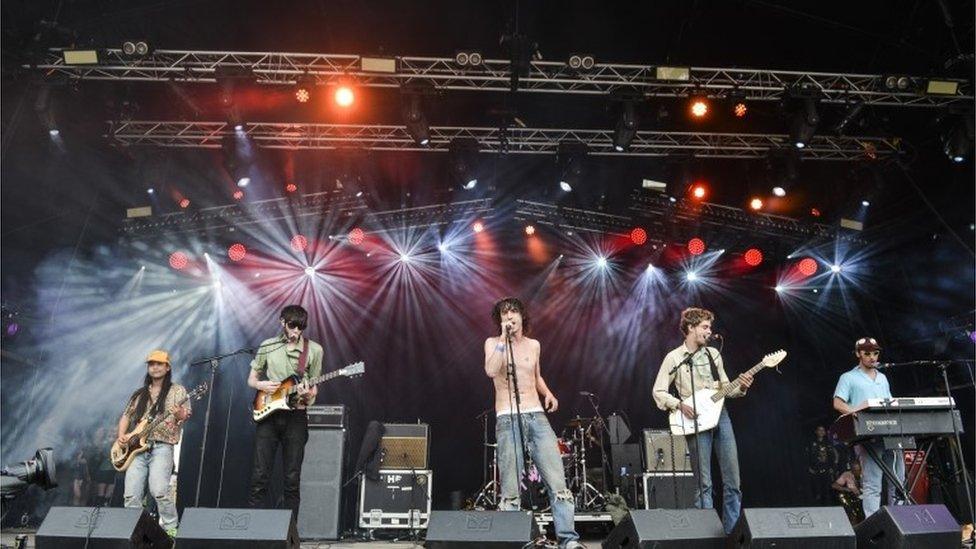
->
<box><xmin>926</xmin><ymin>79</ymin><xmax>960</xmax><ymax>96</ymax></box>
<box><xmin>568</xmin><ymin>54</ymin><xmax>595</xmax><ymax>70</ymax></box>
<box><xmin>612</xmin><ymin>100</ymin><xmax>638</xmax><ymax>152</ymax></box>
<box><xmin>454</xmin><ymin>50</ymin><xmax>484</xmax><ymax>67</ymax></box>
<box><xmin>121</xmin><ymin>40</ymin><xmax>151</xmax><ymax>59</ymax></box>
<box><xmin>943</xmin><ymin>115</ymin><xmax>974</xmax><ymax>163</ymax></box>
<box><xmin>655</xmin><ymin>66</ymin><xmax>690</xmax><ymax>81</ymax></box>
<box><xmin>402</xmin><ymin>92</ymin><xmax>430</xmax><ymax>146</ymax></box>
<box><xmin>360</xmin><ymin>57</ymin><xmax>397</xmax><ymax>73</ymax></box>
<box><xmin>791</xmin><ymin>98</ymin><xmax>819</xmax><ymax>148</ymax></box>
<box><xmin>690</xmin><ymin>97</ymin><xmax>709</xmax><ymax>118</ymax></box>
<box><xmin>62</xmin><ymin>49</ymin><xmax>99</xmax><ymax>65</ymax></box>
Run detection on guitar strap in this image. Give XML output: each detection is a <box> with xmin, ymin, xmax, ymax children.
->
<box><xmin>704</xmin><ymin>348</ymin><xmax>722</xmax><ymax>385</ymax></box>
<box><xmin>296</xmin><ymin>337</ymin><xmax>310</xmax><ymax>379</ymax></box>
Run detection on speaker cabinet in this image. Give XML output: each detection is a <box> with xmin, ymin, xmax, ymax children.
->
<box><xmin>36</xmin><ymin>506</ymin><xmax>172</xmax><ymax>549</ymax></box>
<box><xmin>175</xmin><ymin>507</ymin><xmax>297</xmax><ymax>548</ymax></box>
<box><xmin>297</xmin><ymin>426</ymin><xmax>345</xmax><ymax>539</ymax></box>
<box><xmin>425</xmin><ymin>510</ymin><xmax>539</xmax><ymax>548</ymax></box>
<box><xmin>602</xmin><ymin>509</ymin><xmax>725</xmax><ymax>548</ymax></box>
<box><xmin>854</xmin><ymin>504</ymin><xmax>960</xmax><ymax>549</ymax></box>
<box><xmin>729</xmin><ymin>507</ymin><xmax>856</xmax><ymax>548</ymax></box>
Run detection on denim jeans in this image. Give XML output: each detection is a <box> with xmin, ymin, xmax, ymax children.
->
<box><xmin>686</xmin><ymin>407</ymin><xmax>742</xmax><ymax>534</ymax></box>
<box><xmin>496</xmin><ymin>412</ymin><xmax>579</xmax><ymax>547</ymax></box>
<box><xmin>123</xmin><ymin>442</ymin><xmax>177</xmax><ymax>531</ymax></box>
<box><xmin>248</xmin><ymin>409</ymin><xmax>309</xmax><ymax>521</ymax></box>
<box><xmin>855</xmin><ymin>441</ymin><xmax>905</xmax><ymax>517</ymax></box>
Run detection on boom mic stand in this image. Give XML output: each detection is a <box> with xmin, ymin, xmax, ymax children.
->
<box><xmin>504</xmin><ymin>326</ymin><xmax>537</xmax><ymax>511</ymax></box>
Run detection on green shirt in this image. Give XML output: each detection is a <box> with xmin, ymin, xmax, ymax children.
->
<box><xmin>250</xmin><ymin>336</ymin><xmax>323</xmax><ymax>382</ymax></box>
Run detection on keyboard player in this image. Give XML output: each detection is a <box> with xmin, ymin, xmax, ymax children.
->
<box><xmin>832</xmin><ymin>337</ymin><xmax>905</xmax><ymax>517</ymax></box>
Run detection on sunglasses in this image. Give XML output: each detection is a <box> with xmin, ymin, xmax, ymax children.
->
<box><xmin>284</xmin><ymin>320</ymin><xmax>306</xmax><ymax>330</ymax></box>
<box><xmin>862</xmin><ymin>350</ymin><xmax>880</xmax><ymax>356</ymax></box>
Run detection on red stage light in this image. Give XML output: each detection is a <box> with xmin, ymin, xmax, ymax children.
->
<box><xmin>285</xmin><ymin>183</ymin><xmax>297</xmax><ymax>193</ymax></box>
<box><xmin>472</xmin><ymin>221</ymin><xmax>485</xmax><ymax>233</ymax></box>
<box><xmin>690</xmin><ymin>98</ymin><xmax>708</xmax><ymax>118</ymax></box>
<box><xmin>233</xmin><ymin>190</ymin><xmax>244</xmax><ymax>200</ymax></box>
<box><xmin>749</xmin><ymin>197</ymin><xmax>763</xmax><ymax>211</ymax></box>
<box><xmin>348</xmin><ymin>227</ymin><xmax>365</xmax><ymax>245</ymax></box>
<box><xmin>295</xmin><ymin>87</ymin><xmax>310</xmax><ymax>103</ymax></box>
<box><xmin>630</xmin><ymin>227</ymin><xmax>648</xmax><ymax>246</ymax></box>
<box><xmin>525</xmin><ymin>225</ymin><xmax>536</xmax><ymax>236</ymax></box>
<box><xmin>810</xmin><ymin>207</ymin><xmax>822</xmax><ymax>217</ymax></box>
<box><xmin>744</xmin><ymin>248</ymin><xmax>763</xmax><ymax>266</ymax></box>
<box><xmin>179</xmin><ymin>198</ymin><xmax>190</xmax><ymax>209</ymax></box>
<box><xmin>169</xmin><ymin>251</ymin><xmax>188</xmax><ymax>270</ymax></box>
<box><xmin>334</xmin><ymin>86</ymin><xmax>354</xmax><ymax>107</ymax></box>
<box><xmin>734</xmin><ymin>102</ymin><xmax>747</xmax><ymax>118</ymax></box>
<box><xmin>228</xmin><ymin>243</ymin><xmax>247</xmax><ymax>262</ymax></box>
<box><xmin>691</xmin><ymin>184</ymin><xmax>707</xmax><ymax>200</ymax></box>
<box><xmin>797</xmin><ymin>257</ymin><xmax>818</xmax><ymax>277</ymax></box>
<box><xmin>290</xmin><ymin>234</ymin><xmax>308</xmax><ymax>252</ymax></box>
<box><xmin>688</xmin><ymin>237</ymin><xmax>706</xmax><ymax>255</ymax></box>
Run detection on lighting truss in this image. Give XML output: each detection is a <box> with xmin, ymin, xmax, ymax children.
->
<box><xmin>364</xmin><ymin>198</ymin><xmax>495</xmax><ymax>233</ymax></box>
<box><xmin>33</xmin><ymin>48</ymin><xmax>970</xmax><ymax>107</ymax></box>
<box><xmin>515</xmin><ymin>200</ymin><xmax>643</xmax><ymax>239</ymax></box>
<box><xmin>109</xmin><ymin>121</ymin><xmax>898</xmax><ymax>160</ymax></box>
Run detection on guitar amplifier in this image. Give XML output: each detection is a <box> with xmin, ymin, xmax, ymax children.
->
<box><xmin>307</xmin><ymin>405</ymin><xmax>346</xmax><ymax>429</ymax></box>
<box><xmin>643</xmin><ymin>429</ymin><xmax>692</xmax><ymax>473</ymax></box>
<box><xmin>381</xmin><ymin>423</ymin><xmax>429</xmax><ymax>469</ymax></box>
<box><xmin>358</xmin><ymin>469</ymin><xmax>432</xmax><ymax>530</ymax></box>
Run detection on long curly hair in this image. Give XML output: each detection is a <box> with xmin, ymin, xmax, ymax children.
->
<box><xmin>491</xmin><ymin>297</ymin><xmax>530</xmax><ymax>335</ymax></box>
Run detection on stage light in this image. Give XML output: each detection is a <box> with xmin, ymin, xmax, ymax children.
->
<box><xmin>462</xmin><ymin>179</ymin><xmax>478</xmax><ymax>190</ymax></box>
<box><xmin>335</xmin><ymin>85</ymin><xmax>355</xmax><ymax>107</ymax></box>
<box><xmin>810</xmin><ymin>207</ymin><xmax>822</xmax><ymax>217</ymax></box>
<box><xmin>791</xmin><ymin>98</ymin><xmax>819</xmax><ymax>148</ymax></box>
<box><xmin>797</xmin><ymin>257</ymin><xmax>818</xmax><ymax>277</ymax></box>
<box><xmin>668</xmin><ymin>196</ymin><xmax>677</xmax><ymax>203</ymax></box>
<box><xmin>744</xmin><ymin>248</ymin><xmax>763</xmax><ymax>266</ymax></box>
<box><xmin>686</xmin><ymin>271</ymin><xmax>699</xmax><ymax>281</ymax></box>
<box><xmin>861</xmin><ymin>200</ymin><xmax>870</xmax><ymax>207</ymax></box>
<box><xmin>290</xmin><ymin>234</ymin><xmax>308</xmax><ymax>252</ymax></box>
<box><xmin>557</xmin><ymin>141</ymin><xmax>587</xmax><ymax>192</ymax></box>
<box><xmin>121</xmin><ymin>40</ymin><xmax>151</xmax><ymax>58</ymax></box>
<box><xmin>228</xmin><ymin>243</ymin><xmax>247</xmax><ymax>262</ymax></box>
<box><xmin>402</xmin><ymin>92</ymin><xmax>431</xmax><ymax>146</ymax></box>
<box><xmin>559</xmin><ymin>181</ymin><xmax>573</xmax><ymax>192</ymax></box>
<box><xmin>348</xmin><ymin>227</ymin><xmax>366</xmax><ymax>246</ymax></box>
<box><xmin>399</xmin><ymin>253</ymin><xmax>411</xmax><ymax>263</ymax></box>
<box><xmin>472</xmin><ymin>221</ymin><xmax>485</xmax><ymax>233</ymax></box>
<box><xmin>646</xmin><ymin>264</ymin><xmax>656</xmax><ymax>273</ymax></box>
<box><xmin>169</xmin><ymin>252</ymin><xmax>188</xmax><ymax>270</ymax></box>
<box><xmin>304</xmin><ymin>266</ymin><xmax>315</xmax><ymax>276</ymax></box>
<box><xmin>296</xmin><ymin>88</ymin><xmax>310</xmax><ymax>103</ymax></box>
<box><xmin>285</xmin><ymin>183</ymin><xmax>298</xmax><ymax>193</ymax></box>
<box><xmin>237</xmin><ymin>177</ymin><xmax>250</xmax><ymax>188</ymax></box>
<box><xmin>774</xmin><ymin>285</ymin><xmax>783</xmax><ymax>292</ymax></box>
<box><xmin>630</xmin><ymin>227</ymin><xmax>648</xmax><ymax>246</ymax></box>
<box><xmin>734</xmin><ymin>102</ymin><xmax>747</xmax><ymax>118</ymax></box>
<box><xmin>233</xmin><ymin>190</ymin><xmax>244</xmax><ymax>200</ymax></box>
<box><xmin>691</xmin><ymin>184</ymin><xmax>707</xmax><ymax>200</ymax></box>
<box><xmin>568</xmin><ymin>54</ymin><xmax>595</xmax><ymax>70</ymax></box>
<box><xmin>147</xmin><ymin>188</ymin><xmax>155</xmax><ymax>195</ymax></box>
<box><xmin>596</xmin><ymin>257</ymin><xmax>608</xmax><ymax>269</ymax></box>
<box><xmin>234</xmin><ymin>124</ymin><xmax>244</xmax><ymax>132</ymax></box>
<box><xmin>179</xmin><ymin>199</ymin><xmax>190</xmax><ymax>209</ymax></box>
<box><xmin>48</xmin><ymin>128</ymin><xmax>60</xmax><ymax>137</ymax></box>
<box><xmin>772</xmin><ymin>186</ymin><xmax>786</xmax><ymax>197</ymax></box>
<box><xmin>449</xmin><ymin>138</ymin><xmax>479</xmax><ymax>190</ymax></box>
<box><xmin>830</xmin><ymin>264</ymin><xmax>842</xmax><ymax>273</ymax></box>
<box><xmin>525</xmin><ymin>225</ymin><xmax>536</xmax><ymax>236</ymax></box>
<box><xmin>687</xmin><ymin>237</ymin><xmax>706</xmax><ymax>255</ymax></box>
<box><xmin>0</xmin><ymin>448</ymin><xmax>57</xmax><ymax>498</ymax></box>
<box><xmin>749</xmin><ymin>197</ymin><xmax>764</xmax><ymax>211</ymax></box>
<box><xmin>612</xmin><ymin>101</ymin><xmax>638</xmax><ymax>152</ymax></box>
<box><xmin>690</xmin><ymin>98</ymin><xmax>708</xmax><ymax>118</ymax></box>
<box><xmin>943</xmin><ymin>116</ymin><xmax>973</xmax><ymax>163</ymax></box>
<box><xmin>438</xmin><ymin>243</ymin><xmax>449</xmax><ymax>253</ymax></box>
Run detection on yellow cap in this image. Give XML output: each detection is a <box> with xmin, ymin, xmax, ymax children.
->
<box><xmin>146</xmin><ymin>350</ymin><xmax>171</xmax><ymax>364</ymax></box>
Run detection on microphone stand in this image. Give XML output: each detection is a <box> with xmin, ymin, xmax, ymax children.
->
<box><xmin>670</xmin><ymin>349</ymin><xmax>703</xmax><ymax>512</ymax></box>
<box><xmin>504</xmin><ymin>327</ymin><xmax>536</xmax><ymax>511</ymax></box>
<box><xmin>879</xmin><ymin>358</ymin><xmax>975</xmax><ymax>525</ymax></box>
<box><xmin>583</xmin><ymin>393</ymin><xmax>609</xmax><ymax>509</ymax></box>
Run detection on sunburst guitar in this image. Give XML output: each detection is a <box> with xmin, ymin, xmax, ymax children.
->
<box><xmin>110</xmin><ymin>382</ymin><xmax>209</xmax><ymax>471</ymax></box>
<box><xmin>668</xmin><ymin>350</ymin><xmax>787</xmax><ymax>436</ymax></box>
<box><xmin>252</xmin><ymin>361</ymin><xmax>364</xmax><ymax>422</ymax></box>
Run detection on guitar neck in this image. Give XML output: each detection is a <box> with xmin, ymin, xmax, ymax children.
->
<box><xmin>715</xmin><ymin>361</ymin><xmax>765</xmax><ymax>399</ymax></box>
<box><xmin>286</xmin><ymin>370</ymin><xmax>342</xmax><ymax>395</ymax></box>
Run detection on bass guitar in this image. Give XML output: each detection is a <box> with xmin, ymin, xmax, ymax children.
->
<box><xmin>252</xmin><ymin>361</ymin><xmax>364</xmax><ymax>422</ymax></box>
<box><xmin>110</xmin><ymin>382</ymin><xmax>209</xmax><ymax>471</ymax></box>
<box><xmin>668</xmin><ymin>350</ymin><xmax>786</xmax><ymax>436</ymax></box>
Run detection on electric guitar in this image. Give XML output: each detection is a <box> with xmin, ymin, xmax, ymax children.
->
<box><xmin>251</xmin><ymin>361</ymin><xmax>364</xmax><ymax>422</ymax></box>
<box><xmin>668</xmin><ymin>350</ymin><xmax>787</xmax><ymax>436</ymax></box>
<box><xmin>110</xmin><ymin>382</ymin><xmax>209</xmax><ymax>471</ymax></box>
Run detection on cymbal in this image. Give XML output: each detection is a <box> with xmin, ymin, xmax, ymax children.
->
<box><xmin>565</xmin><ymin>417</ymin><xmax>598</xmax><ymax>428</ymax></box>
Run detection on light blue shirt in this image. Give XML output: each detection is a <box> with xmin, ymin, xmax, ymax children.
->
<box><xmin>834</xmin><ymin>366</ymin><xmax>892</xmax><ymax>408</ymax></box>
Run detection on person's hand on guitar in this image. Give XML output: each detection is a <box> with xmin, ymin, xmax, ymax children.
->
<box><xmin>294</xmin><ymin>381</ymin><xmax>317</xmax><ymax>410</ymax></box>
<box><xmin>117</xmin><ymin>432</ymin><xmax>130</xmax><ymax>445</ymax></box>
<box><xmin>737</xmin><ymin>371</ymin><xmax>755</xmax><ymax>389</ymax></box>
<box><xmin>173</xmin><ymin>405</ymin><xmax>192</xmax><ymax>422</ymax></box>
<box><xmin>679</xmin><ymin>403</ymin><xmax>698</xmax><ymax>420</ymax></box>
<box><xmin>256</xmin><ymin>380</ymin><xmax>280</xmax><ymax>395</ymax></box>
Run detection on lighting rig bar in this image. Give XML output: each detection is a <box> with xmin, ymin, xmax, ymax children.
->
<box><xmin>109</xmin><ymin>121</ymin><xmax>898</xmax><ymax>160</ymax></box>
<box><xmin>363</xmin><ymin>198</ymin><xmax>495</xmax><ymax>234</ymax></box>
<box><xmin>515</xmin><ymin>200</ymin><xmax>643</xmax><ymax>239</ymax></box>
<box><xmin>34</xmin><ymin>48</ymin><xmax>970</xmax><ymax>107</ymax></box>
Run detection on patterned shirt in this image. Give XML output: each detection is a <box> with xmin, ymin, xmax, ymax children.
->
<box><xmin>123</xmin><ymin>384</ymin><xmax>189</xmax><ymax>445</ymax></box>
<box><xmin>652</xmin><ymin>343</ymin><xmax>745</xmax><ymax>411</ymax></box>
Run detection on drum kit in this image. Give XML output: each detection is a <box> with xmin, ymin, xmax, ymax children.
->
<box><xmin>473</xmin><ymin>413</ymin><xmax>609</xmax><ymax>512</ymax></box>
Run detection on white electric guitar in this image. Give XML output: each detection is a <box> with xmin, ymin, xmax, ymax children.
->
<box><xmin>668</xmin><ymin>349</ymin><xmax>787</xmax><ymax>436</ymax></box>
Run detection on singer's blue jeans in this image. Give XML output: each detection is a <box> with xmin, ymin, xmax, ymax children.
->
<box><xmin>856</xmin><ymin>441</ymin><xmax>905</xmax><ymax>517</ymax></box>
<box><xmin>496</xmin><ymin>411</ymin><xmax>579</xmax><ymax>547</ymax></box>
<box><xmin>686</xmin><ymin>407</ymin><xmax>742</xmax><ymax>534</ymax></box>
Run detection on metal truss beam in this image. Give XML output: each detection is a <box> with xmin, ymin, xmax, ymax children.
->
<box><xmin>33</xmin><ymin>48</ymin><xmax>970</xmax><ymax>107</ymax></box>
<box><xmin>109</xmin><ymin>120</ymin><xmax>898</xmax><ymax>160</ymax></box>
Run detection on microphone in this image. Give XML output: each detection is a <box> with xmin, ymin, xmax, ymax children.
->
<box><xmin>709</xmin><ymin>333</ymin><xmax>723</xmax><ymax>340</ymax></box>
<box><xmin>505</xmin><ymin>323</ymin><xmax>513</xmax><ymax>335</ymax></box>
<box><xmin>579</xmin><ymin>391</ymin><xmax>595</xmax><ymax>396</ymax></box>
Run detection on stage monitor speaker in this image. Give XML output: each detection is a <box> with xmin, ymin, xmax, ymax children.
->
<box><xmin>297</xmin><ymin>426</ymin><xmax>345</xmax><ymax>539</ymax></box>
<box><xmin>425</xmin><ymin>510</ymin><xmax>539</xmax><ymax>548</ymax></box>
<box><xmin>854</xmin><ymin>504</ymin><xmax>960</xmax><ymax>549</ymax></box>
<box><xmin>642</xmin><ymin>473</ymin><xmax>697</xmax><ymax>509</ymax></box>
<box><xmin>175</xmin><ymin>507</ymin><xmax>298</xmax><ymax>548</ymax></box>
<box><xmin>729</xmin><ymin>507</ymin><xmax>856</xmax><ymax>548</ymax></box>
<box><xmin>36</xmin><ymin>506</ymin><xmax>172</xmax><ymax>549</ymax></box>
<box><xmin>610</xmin><ymin>443</ymin><xmax>642</xmax><ymax>490</ymax></box>
<box><xmin>602</xmin><ymin>509</ymin><xmax>725</xmax><ymax>548</ymax></box>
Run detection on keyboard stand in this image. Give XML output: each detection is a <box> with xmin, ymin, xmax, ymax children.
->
<box><xmin>861</xmin><ymin>441</ymin><xmax>915</xmax><ymax>505</ymax></box>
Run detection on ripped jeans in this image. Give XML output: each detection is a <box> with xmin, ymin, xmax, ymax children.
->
<box><xmin>497</xmin><ymin>411</ymin><xmax>579</xmax><ymax>547</ymax></box>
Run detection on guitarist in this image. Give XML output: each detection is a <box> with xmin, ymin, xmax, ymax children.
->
<box><xmin>117</xmin><ymin>350</ymin><xmax>191</xmax><ymax>538</ymax></box>
<box><xmin>651</xmin><ymin>307</ymin><xmax>753</xmax><ymax>534</ymax></box>
<box><xmin>247</xmin><ymin>304</ymin><xmax>322</xmax><ymax>522</ymax></box>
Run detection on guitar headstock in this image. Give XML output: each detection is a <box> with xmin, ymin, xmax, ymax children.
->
<box><xmin>761</xmin><ymin>350</ymin><xmax>787</xmax><ymax>369</ymax></box>
<box><xmin>188</xmin><ymin>382</ymin><xmax>209</xmax><ymax>399</ymax></box>
<box><xmin>338</xmin><ymin>361</ymin><xmax>365</xmax><ymax>378</ymax></box>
